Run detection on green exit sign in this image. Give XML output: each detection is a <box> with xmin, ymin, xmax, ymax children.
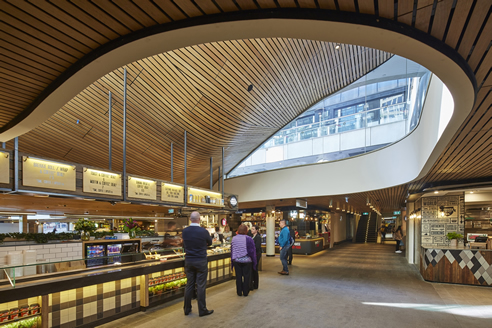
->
<box><xmin>362</xmin><ymin>212</ymin><xmax>369</xmax><ymax>215</ymax></box>
<box><xmin>394</xmin><ymin>211</ymin><xmax>401</xmax><ymax>215</ymax></box>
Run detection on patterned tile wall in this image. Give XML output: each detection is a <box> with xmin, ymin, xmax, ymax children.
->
<box><xmin>48</xmin><ymin>277</ymin><xmax>140</xmax><ymax>328</ymax></box>
<box><xmin>422</xmin><ymin>248</ymin><xmax>492</xmax><ymax>285</ymax></box>
<box><xmin>421</xmin><ymin>195</ymin><xmax>464</xmax><ymax>247</ymax></box>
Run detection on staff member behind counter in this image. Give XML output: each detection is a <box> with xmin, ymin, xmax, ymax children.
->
<box><xmin>211</xmin><ymin>227</ymin><xmax>224</xmax><ymax>243</ymax></box>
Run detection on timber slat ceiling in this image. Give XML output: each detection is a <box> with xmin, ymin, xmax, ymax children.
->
<box><xmin>1</xmin><ymin>0</ymin><xmax>491</xmax><ymax>212</ymax></box>
<box><xmin>5</xmin><ymin>39</ymin><xmax>390</xmax><ymax>188</ymax></box>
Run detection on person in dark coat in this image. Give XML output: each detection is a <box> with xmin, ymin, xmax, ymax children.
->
<box><xmin>182</xmin><ymin>211</ymin><xmax>214</xmax><ymax>317</ymax></box>
<box><xmin>250</xmin><ymin>225</ymin><xmax>262</xmax><ymax>290</ymax></box>
<box><xmin>231</xmin><ymin>224</ymin><xmax>257</xmax><ymax>296</ymax></box>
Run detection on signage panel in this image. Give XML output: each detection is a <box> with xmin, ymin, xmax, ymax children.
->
<box><xmin>161</xmin><ymin>183</ymin><xmax>184</xmax><ymax>203</ymax></box>
<box><xmin>0</xmin><ymin>151</ymin><xmax>9</xmax><ymax>184</ymax></box>
<box><xmin>362</xmin><ymin>212</ymin><xmax>369</xmax><ymax>215</ymax></box>
<box><xmin>23</xmin><ymin>157</ymin><xmax>76</xmax><ymax>191</ymax></box>
<box><xmin>393</xmin><ymin>211</ymin><xmax>401</xmax><ymax>215</ymax></box>
<box><xmin>128</xmin><ymin>176</ymin><xmax>156</xmax><ymax>200</ymax></box>
<box><xmin>83</xmin><ymin>168</ymin><xmax>121</xmax><ymax>196</ymax></box>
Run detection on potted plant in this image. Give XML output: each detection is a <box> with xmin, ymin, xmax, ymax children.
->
<box><xmin>74</xmin><ymin>219</ymin><xmax>97</xmax><ymax>241</ymax></box>
<box><xmin>446</xmin><ymin>232</ymin><xmax>463</xmax><ymax>247</ymax></box>
<box><xmin>123</xmin><ymin>218</ymin><xmax>140</xmax><ymax>239</ymax></box>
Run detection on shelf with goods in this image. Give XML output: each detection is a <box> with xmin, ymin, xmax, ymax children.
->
<box><xmin>148</xmin><ymin>272</ymin><xmax>187</xmax><ymax>298</ymax></box>
<box><xmin>0</xmin><ymin>309</ymin><xmax>41</xmax><ymax>328</ymax></box>
<box><xmin>187</xmin><ymin>187</ymin><xmax>224</xmax><ymax>208</ymax></box>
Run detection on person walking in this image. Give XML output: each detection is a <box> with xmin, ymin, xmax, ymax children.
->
<box><xmin>278</xmin><ymin>219</ymin><xmax>290</xmax><ymax>275</ymax></box>
<box><xmin>182</xmin><ymin>211</ymin><xmax>214</xmax><ymax>317</ymax></box>
<box><xmin>380</xmin><ymin>224</ymin><xmax>386</xmax><ymax>242</ymax></box>
<box><xmin>250</xmin><ymin>225</ymin><xmax>262</xmax><ymax>290</ymax></box>
<box><xmin>394</xmin><ymin>225</ymin><xmax>403</xmax><ymax>253</ymax></box>
<box><xmin>231</xmin><ymin>224</ymin><xmax>257</xmax><ymax>296</ymax></box>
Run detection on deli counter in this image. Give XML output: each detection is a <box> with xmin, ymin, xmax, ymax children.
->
<box><xmin>0</xmin><ymin>244</ymin><xmax>232</xmax><ymax>328</ymax></box>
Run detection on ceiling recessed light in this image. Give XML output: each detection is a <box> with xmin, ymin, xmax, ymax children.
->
<box><xmin>434</xmin><ymin>191</ymin><xmax>439</xmax><ymax>194</ymax></box>
<box><xmin>335</xmin><ymin>44</ymin><xmax>340</xmax><ymax>50</ymax></box>
<box><xmin>470</xmin><ymin>191</ymin><xmax>474</xmax><ymax>194</ymax></box>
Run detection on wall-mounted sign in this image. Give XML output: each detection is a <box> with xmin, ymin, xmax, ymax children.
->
<box><xmin>83</xmin><ymin>168</ymin><xmax>121</xmax><ymax>196</ymax></box>
<box><xmin>128</xmin><ymin>176</ymin><xmax>156</xmax><ymax>200</ymax></box>
<box><xmin>229</xmin><ymin>196</ymin><xmax>238</xmax><ymax>207</ymax></box>
<box><xmin>187</xmin><ymin>187</ymin><xmax>223</xmax><ymax>207</ymax></box>
<box><xmin>23</xmin><ymin>157</ymin><xmax>76</xmax><ymax>191</ymax></box>
<box><xmin>296</xmin><ymin>199</ymin><xmax>307</xmax><ymax>208</ymax></box>
<box><xmin>0</xmin><ymin>151</ymin><xmax>9</xmax><ymax>184</ymax></box>
<box><xmin>393</xmin><ymin>211</ymin><xmax>401</xmax><ymax>215</ymax></box>
<box><xmin>161</xmin><ymin>183</ymin><xmax>184</xmax><ymax>203</ymax></box>
<box><xmin>362</xmin><ymin>212</ymin><xmax>369</xmax><ymax>215</ymax></box>
<box><xmin>221</xmin><ymin>218</ymin><xmax>227</xmax><ymax>226</ymax></box>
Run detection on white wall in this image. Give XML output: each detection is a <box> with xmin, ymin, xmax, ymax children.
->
<box><xmin>0</xmin><ymin>223</ymin><xmax>20</xmax><ymax>233</ymax></box>
<box><xmin>0</xmin><ymin>242</ymin><xmax>83</xmax><ymax>267</ymax></box>
<box><xmin>225</xmin><ymin>76</ymin><xmax>454</xmax><ymax>202</ymax></box>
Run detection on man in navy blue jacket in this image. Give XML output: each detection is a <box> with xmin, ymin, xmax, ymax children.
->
<box><xmin>182</xmin><ymin>211</ymin><xmax>214</xmax><ymax>317</ymax></box>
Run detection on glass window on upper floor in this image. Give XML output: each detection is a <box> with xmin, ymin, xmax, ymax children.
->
<box><xmin>228</xmin><ymin>56</ymin><xmax>432</xmax><ymax>178</ymax></box>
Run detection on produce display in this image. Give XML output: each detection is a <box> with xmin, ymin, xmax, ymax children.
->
<box><xmin>0</xmin><ymin>316</ymin><xmax>40</xmax><ymax>328</ymax></box>
<box><xmin>148</xmin><ymin>272</ymin><xmax>187</xmax><ymax>297</ymax></box>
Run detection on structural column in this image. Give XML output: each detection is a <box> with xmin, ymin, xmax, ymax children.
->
<box><xmin>266</xmin><ymin>214</ymin><xmax>275</xmax><ymax>256</ymax></box>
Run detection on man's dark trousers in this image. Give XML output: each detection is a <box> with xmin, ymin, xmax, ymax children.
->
<box><xmin>184</xmin><ymin>259</ymin><xmax>208</xmax><ymax>315</ymax></box>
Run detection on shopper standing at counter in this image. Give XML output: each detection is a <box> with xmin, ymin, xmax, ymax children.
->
<box><xmin>394</xmin><ymin>226</ymin><xmax>403</xmax><ymax>254</ymax></box>
<box><xmin>231</xmin><ymin>224</ymin><xmax>257</xmax><ymax>296</ymax></box>
<box><xmin>278</xmin><ymin>220</ymin><xmax>290</xmax><ymax>275</ymax></box>
<box><xmin>182</xmin><ymin>211</ymin><xmax>214</xmax><ymax>317</ymax></box>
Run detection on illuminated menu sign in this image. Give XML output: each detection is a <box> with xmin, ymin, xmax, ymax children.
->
<box><xmin>23</xmin><ymin>157</ymin><xmax>76</xmax><ymax>191</ymax></box>
<box><xmin>128</xmin><ymin>176</ymin><xmax>156</xmax><ymax>200</ymax></box>
<box><xmin>161</xmin><ymin>183</ymin><xmax>184</xmax><ymax>203</ymax></box>
<box><xmin>0</xmin><ymin>151</ymin><xmax>9</xmax><ymax>184</ymax></box>
<box><xmin>83</xmin><ymin>168</ymin><xmax>121</xmax><ymax>196</ymax></box>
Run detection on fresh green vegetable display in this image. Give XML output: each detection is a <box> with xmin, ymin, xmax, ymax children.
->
<box><xmin>2</xmin><ymin>317</ymin><xmax>40</xmax><ymax>328</ymax></box>
<box><xmin>149</xmin><ymin>278</ymin><xmax>187</xmax><ymax>296</ymax></box>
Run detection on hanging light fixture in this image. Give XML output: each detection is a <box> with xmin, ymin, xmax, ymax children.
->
<box><xmin>342</xmin><ymin>204</ymin><xmax>345</xmax><ymax>212</ymax></box>
<box><xmin>336</xmin><ymin>201</ymin><xmax>340</xmax><ymax>210</ymax></box>
<box><xmin>329</xmin><ymin>199</ymin><xmax>333</xmax><ymax>208</ymax></box>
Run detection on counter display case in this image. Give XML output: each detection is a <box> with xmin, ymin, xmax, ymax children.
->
<box><xmin>0</xmin><ymin>247</ymin><xmax>232</xmax><ymax>328</ymax></box>
<box><xmin>83</xmin><ymin>239</ymin><xmax>142</xmax><ymax>267</ymax></box>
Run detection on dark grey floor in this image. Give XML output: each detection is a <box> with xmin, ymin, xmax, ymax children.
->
<box><xmin>98</xmin><ymin>243</ymin><xmax>492</xmax><ymax>328</ymax></box>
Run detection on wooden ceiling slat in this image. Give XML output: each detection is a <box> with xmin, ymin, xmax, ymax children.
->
<box><xmin>378</xmin><ymin>0</ymin><xmax>395</xmax><ymax>19</ymax></box>
<box><xmin>235</xmin><ymin>0</ymin><xmax>258</xmax><ymax>10</ymax></box>
<box><xmin>430</xmin><ymin>0</ymin><xmax>454</xmax><ymax>41</ymax></box>
<box><xmin>173</xmin><ymin>0</ymin><xmax>205</xmax><ymax>17</ymax></box>
<box><xmin>298</xmin><ymin>0</ymin><xmax>317</xmax><ymax>9</ymax></box>
<box><xmin>214</xmin><ymin>0</ymin><xmax>240</xmax><ymax>12</ymax></box>
<box><xmin>112</xmin><ymin>0</ymin><xmax>160</xmax><ymax>27</ymax></box>
<box><xmin>152</xmin><ymin>0</ymin><xmax>188</xmax><ymax>20</ymax></box>
<box><xmin>1</xmin><ymin>42</ymin><xmax>68</xmax><ymax>73</ymax></box>
<box><xmin>397</xmin><ymin>0</ymin><xmax>414</xmax><ymax>16</ymax></box>
<box><xmin>358</xmin><ymin>0</ymin><xmax>375</xmax><ymax>15</ymax></box>
<box><xmin>132</xmin><ymin>0</ymin><xmax>172</xmax><ymax>24</ymax></box>
<box><xmin>1</xmin><ymin>53</ymin><xmax>60</xmax><ymax>80</ymax></box>
<box><xmin>415</xmin><ymin>5</ymin><xmax>433</xmax><ymax>33</ymax></box>
<box><xmin>456</xmin><ymin>0</ymin><xmax>491</xmax><ymax>60</ymax></box>
<box><xmin>444</xmin><ymin>0</ymin><xmax>474</xmax><ymax>49</ymax></box>
<box><xmin>92</xmin><ymin>0</ymin><xmax>148</xmax><ymax>30</ymax></box>
<box><xmin>317</xmin><ymin>0</ymin><xmax>336</xmax><ymax>10</ymax></box>
<box><xmin>1</xmin><ymin>69</ymin><xmax>51</xmax><ymax>88</ymax></box>
<box><xmin>2</xmin><ymin>1</ymin><xmax>93</xmax><ymax>54</ymax></box>
<box><xmin>194</xmin><ymin>0</ymin><xmax>222</xmax><ymax>14</ymax></box>
<box><xmin>277</xmin><ymin>0</ymin><xmax>297</xmax><ymax>8</ymax></box>
<box><xmin>338</xmin><ymin>0</ymin><xmax>356</xmax><ymax>12</ymax></box>
<box><xmin>475</xmin><ymin>52</ymin><xmax>492</xmax><ymax>86</ymax></box>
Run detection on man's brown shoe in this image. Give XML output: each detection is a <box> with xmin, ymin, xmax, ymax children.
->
<box><xmin>278</xmin><ymin>271</ymin><xmax>289</xmax><ymax>275</ymax></box>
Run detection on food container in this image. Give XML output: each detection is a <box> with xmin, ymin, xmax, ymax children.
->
<box><xmin>19</xmin><ymin>305</ymin><xmax>30</xmax><ymax>318</ymax></box>
<box><xmin>149</xmin><ymin>278</ymin><xmax>154</xmax><ymax>286</ymax></box>
<box><xmin>10</xmin><ymin>308</ymin><xmax>19</xmax><ymax>320</ymax></box>
<box><xmin>0</xmin><ymin>310</ymin><xmax>9</xmax><ymax>323</ymax></box>
<box><xmin>30</xmin><ymin>304</ymin><xmax>40</xmax><ymax>315</ymax></box>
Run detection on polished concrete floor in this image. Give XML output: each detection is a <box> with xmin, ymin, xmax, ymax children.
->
<box><xmin>98</xmin><ymin>243</ymin><xmax>492</xmax><ymax>328</ymax></box>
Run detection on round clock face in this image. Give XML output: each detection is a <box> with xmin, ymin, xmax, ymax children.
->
<box><xmin>229</xmin><ymin>196</ymin><xmax>238</xmax><ymax>207</ymax></box>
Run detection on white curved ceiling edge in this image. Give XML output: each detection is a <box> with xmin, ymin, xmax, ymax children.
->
<box><xmin>225</xmin><ymin>75</ymin><xmax>453</xmax><ymax>202</ymax></box>
<box><xmin>0</xmin><ymin>19</ymin><xmax>475</xmax><ymax>200</ymax></box>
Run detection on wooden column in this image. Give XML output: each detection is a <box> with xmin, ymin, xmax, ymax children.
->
<box><xmin>41</xmin><ymin>294</ymin><xmax>49</xmax><ymax>328</ymax></box>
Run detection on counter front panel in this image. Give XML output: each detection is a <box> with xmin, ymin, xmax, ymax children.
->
<box><xmin>420</xmin><ymin>246</ymin><xmax>492</xmax><ymax>286</ymax></box>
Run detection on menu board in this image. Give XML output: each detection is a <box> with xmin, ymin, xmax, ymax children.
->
<box><xmin>128</xmin><ymin>176</ymin><xmax>156</xmax><ymax>200</ymax></box>
<box><xmin>0</xmin><ymin>151</ymin><xmax>9</xmax><ymax>184</ymax></box>
<box><xmin>23</xmin><ymin>157</ymin><xmax>76</xmax><ymax>191</ymax></box>
<box><xmin>83</xmin><ymin>168</ymin><xmax>121</xmax><ymax>196</ymax></box>
<box><xmin>161</xmin><ymin>183</ymin><xmax>184</xmax><ymax>203</ymax></box>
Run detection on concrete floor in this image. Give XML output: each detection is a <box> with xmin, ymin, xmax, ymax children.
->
<box><xmin>98</xmin><ymin>243</ymin><xmax>492</xmax><ymax>328</ymax></box>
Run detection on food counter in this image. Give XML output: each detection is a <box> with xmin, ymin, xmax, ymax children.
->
<box><xmin>0</xmin><ymin>249</ymin><xmax>231</xmax><ymax>328</ymax></box>
<box><xmin>420</xmin><ymin>246</ymin><xmax>492</xmax><ymax>286</ymax></box>
<box><xmin>261</xmin><ymin>237</ymin><xmax>325</xmax><ymax>255</ymax></box>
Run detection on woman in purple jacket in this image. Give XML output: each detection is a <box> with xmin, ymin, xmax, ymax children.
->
<box><xmin>231</xmin><ymin>224</ymin><xmax>257</xmax><ymax>296</ymax></box>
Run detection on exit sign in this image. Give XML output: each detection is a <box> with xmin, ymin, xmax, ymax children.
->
<box><xmin>362</xmin><ymin>212</ymin><xmax>369</xmax><ymax>215</ymax></box>
<box><xmin>394</xmin><ymin>211</ymin><xmax>401</xmax><ymax>215</ymax></box>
